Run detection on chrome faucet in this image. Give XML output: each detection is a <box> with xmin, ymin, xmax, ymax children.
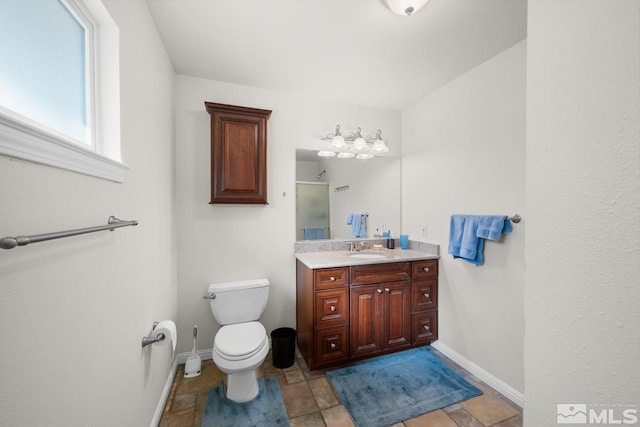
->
<box><xmin>347</xmin><ymin>241</ymin><xmax>365</xmax><ymax>252</ymax></box>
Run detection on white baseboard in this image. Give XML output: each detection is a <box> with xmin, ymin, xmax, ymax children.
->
<box><xmin>150</xmin><ymin>357</ymin><xmax>178</xmax><ymax>427</ymax></box>
<box><xmin>431</xmin><ymin>341</ymin><xmax>524</xmax><ymax>408</ymax></box>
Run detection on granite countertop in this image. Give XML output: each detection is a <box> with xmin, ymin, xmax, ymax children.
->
<box><xmin>295</xmin><ymin>247</ymin><xmax>439</xmax><ymax>269</ymax></box>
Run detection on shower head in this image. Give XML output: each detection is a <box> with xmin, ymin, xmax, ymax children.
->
<box><xmin>317</xmin><ymin>170</ymin><xmax>326</xmax><ymax>180</ymax></box>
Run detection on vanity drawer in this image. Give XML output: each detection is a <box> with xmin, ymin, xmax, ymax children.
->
<box><xmin>314</xmin><ymin>267</ymin><xmax>349</xmax><ymax>290</ymax></box>
<box><xmin>315</xmin><ymin>325</ymin><xmax>349</xmax><ymax>367</ymax></box>
<box><xmin>412</xmin><ymin>311</ymin><xmax>438</xmax><ymax>345</ymax></box>
<box><xmin>314</xmin><ymin>288</ymin><xmax>349</xmax><ymax>327</ymax></box>
<box><xmin>412</xmin><ymin>259</ymin><xmax>438</xmax><ymax>280</ymax></box>
<box><xmin>350</xmin><ymin>262</ymin><xmax>411</xmax><ymax>285</ymax></box>
<box><xmin>412</xmin><ymin>279</ymin><xmax>438</xmax><ymax>312</ymax></box>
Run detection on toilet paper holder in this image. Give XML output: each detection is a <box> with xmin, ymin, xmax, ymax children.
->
<box><xmin>142</xmin><ymin>321</ymin><xmax>166</xmax><ymax>348</ymax></box>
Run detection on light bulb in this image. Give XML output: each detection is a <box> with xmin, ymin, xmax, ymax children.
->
<box><xmin>356</xmin><ymin>153</ymin><xmax>374</xmax><ymax>160</ymax></box>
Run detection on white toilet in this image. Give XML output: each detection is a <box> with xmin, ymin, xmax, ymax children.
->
<box><xmin>207</xmin><ymin>278</ymin><xmax>270</xmax><ymax>402</ymax></box>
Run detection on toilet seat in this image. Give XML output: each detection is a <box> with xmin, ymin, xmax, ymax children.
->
<box><xmin>214</xmin><ymin>321</ymin><xmax>267</xmax><ymax>361</ymax></box>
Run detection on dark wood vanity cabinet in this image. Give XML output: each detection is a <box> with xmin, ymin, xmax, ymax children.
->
<box><xmin>205</xmin><ymin>102</ymin><xmax>272</xmax><ymax>204</ymax></box>
<box><xmin>296</xmin><ymin>258</ymin><xmax>438</xmax><ymax>370</ymax></box>
<box><xmin>350</xmin><ymin>263</ymin><xmax>412</xmax><ymax>359</ymax></box>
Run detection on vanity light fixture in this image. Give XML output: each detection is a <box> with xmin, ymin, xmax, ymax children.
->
<box><xmin>382</xmin><ymin>0</ymin><xmax>430</xmax><ymax>16</ymax></box>
<box><xmin>320</xmin><ymin>125</ymin><xmax>389</xmax><ymax>159</ymax></box>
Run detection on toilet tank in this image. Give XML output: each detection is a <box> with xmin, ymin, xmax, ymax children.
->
<box><xmin>207</xmin><ymin>278</ymin><xmax>270</xmax><ymax>325</ymax></box>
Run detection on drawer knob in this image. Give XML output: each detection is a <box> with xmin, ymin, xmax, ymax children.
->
<box><xmin>329</xmin><ymin>276</ymin><xmax>336</xmax><ymax>282</ymax></box>
<box><xmin>423</xmin><ymin>293</ymin><xmax>430</xmax><ymax>298</ymax></box>
<box><xmin>330</xmin><ymin>305</ymin><xmax>336</xmax><ymax>312</ymax></box>
<box><xmin>424</xmin><ymin>325</ymin><xmax>430</xmax><ymax>331</ymax></box>
<box><xmin>377</xmin><ymin>289</ymin><xmax>383</xmax><ymax>293</ymax></box>
<box><xmin>330</xmin><ymin>343</ymin><xmax>336</xmax><ymax>349</ymax></box>
<box><xmin>385</xmin><ymin>288</ymin><xmax>390</xmax><ymax>293</ymax></box>
<box><xmin>423</xmin><ymin>267</ymin><xmax>430</xmax><ymax>272</ymax></box>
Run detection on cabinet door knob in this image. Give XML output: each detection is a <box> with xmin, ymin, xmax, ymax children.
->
<box><xmin>385</xmin><ymin>288</ymin><xmax>390</xmax><ymax>293</ymax></box>
<box><xmin>423</xmin><ymin>293</ymin><xmax>430</xmax><ymax>298</ymax></box>
<box><xmin>377</xmin><ymin>289</ymin><xmax>382</xmax><ymax>293</ymax></box>
<box><xmin>330</xmin><ymin>343</ymin><xmax>336</xmax><ymax>349</ymax></box>
<box><xmin>424</xmin><ymin>325</ymin><xmax>430</xmax><ymax>331</ymax></box>
<box><xmin>423</xmin><ymin>267</ymin><xmax>430</xmax><ymax>272</ymax></box>
<box><xmin>329</xmin><ymin>276</ymin><xmax>336</xmax><ymax>282</ymax></box>
<box><xmin>330</xmin><ymin>305</ymin><xmax>336</xmax><ymax>312</ymax></box>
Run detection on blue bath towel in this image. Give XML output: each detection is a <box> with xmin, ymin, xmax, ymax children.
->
<box><xmin>448</xmin><ymin>215</ymin><xmax>513</xmax><ymax>265</ymax></box>
<box><xmin>346</xmin><ymin>213</ymin><xmax>367</xmax><ymax>238</ymax></box>
<box><xmin>303</xmin><ymin>227</ymin><xmax>325</xmax><ymax>240</ymax></box>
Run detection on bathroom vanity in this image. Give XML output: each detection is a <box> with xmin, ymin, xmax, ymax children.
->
<box><xmin>295</xmin><ymin>248</ymin><xmax>439</xmax><ymax>370</ymax></box>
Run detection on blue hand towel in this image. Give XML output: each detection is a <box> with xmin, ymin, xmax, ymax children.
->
<box><xmin>303</xmin><ymin>227</ymin><xmax>325</xmax><ymax>240</ymax></box>
<box><xmin>448</xmin><ymin>214</ymin><xmax>513</xmax><ymax>265</ymax></box>
<box><xmin>346</xmin><ymin>213</ymin><xmax>367</xmax><ymax>238</ymax></box>
<box><xmin>476</xmin><ymin>215</ymin><xmax>512</xmax><ymax>240</ymax></box>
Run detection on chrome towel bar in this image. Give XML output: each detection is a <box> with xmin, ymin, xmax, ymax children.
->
<box><xmin>0</xmin><ymin>216</ymin><xmax>138</xmax><ymax>250</ymax></box>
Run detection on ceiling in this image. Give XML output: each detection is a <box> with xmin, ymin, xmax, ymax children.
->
<box><xmin>147</xmin><ymin>0</ymin><xmax>527</xmax><ymax>110</ymax></box>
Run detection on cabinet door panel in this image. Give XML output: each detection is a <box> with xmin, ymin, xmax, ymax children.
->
<box><xmin>350</xmin><ymin>285</ymin><xmax>382</xmax><ymax>357</ymax></box>
<box><xmin>383</xmin><ymin>281</ymin><xmax>411</xmax><ymax>350</ymax></box>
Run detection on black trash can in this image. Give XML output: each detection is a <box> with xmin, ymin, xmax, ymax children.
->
<box><xmin>271</xmin><ymin>327</ymin><xmax>296</xmax><ymax>369</ymax></box>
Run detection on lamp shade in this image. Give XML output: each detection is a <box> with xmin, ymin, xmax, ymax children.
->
<box><xmin>328</xmin><ymin>134</ymin><xmax>346</xmax><ymax>150</ymax></box>
<box><xmin>317</xmin><ymin>150</ymin><xmax>336</xmax><ymax>157</ymax></box>
<box><xmin>352</xmin><ymin>137</ymin><xmax>368</xmax><ymax>151</ymax></box>
<box><xmin>382</xmin><ymin>0</ymin><xmax>429</xmax><ymax>16</ymax></box>
<box><xmin>370</xmin><ymin>138</ymin><xmax>389</xmax><ymax>153</ymax></box>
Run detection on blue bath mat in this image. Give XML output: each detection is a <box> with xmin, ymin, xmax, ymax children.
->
<box><xmin>327</xmin><ymin>347</ymin><xmax>482</xmax><ymax>427</ymax></box>
<box><xmin>201</xmin><ymin>377</ymin><xmax>290</xmax><ymax>427</ymax></box>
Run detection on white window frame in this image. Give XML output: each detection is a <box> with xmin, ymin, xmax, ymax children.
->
<box><xmin>0</xmin><ymin>0</ymin><xmax>126</xmax><ymax>182</ymax></box>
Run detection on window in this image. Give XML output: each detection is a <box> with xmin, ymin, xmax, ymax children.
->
<box><xmin>0</xmin><ymin>0</ymin><xmax>125</xmax><ymax>182</ymax></box>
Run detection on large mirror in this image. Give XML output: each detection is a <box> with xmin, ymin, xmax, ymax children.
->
<box><xmin>296</xmin><ymin>149</ymin><xmax>401</xmax><ymax>241</ymax></box>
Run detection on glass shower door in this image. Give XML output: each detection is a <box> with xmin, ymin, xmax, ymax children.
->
<box><xmin>296</xmin><ymin>182</ymin><xmax>330</xmax><ymax>240</ymax></box>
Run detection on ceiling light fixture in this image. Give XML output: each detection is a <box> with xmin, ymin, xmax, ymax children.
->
<box><xmin>382</xmin><ymin>0</ymin><xmax>429</xmax><ymax>16</ymax></box>
<box><xmin>320</xmin><ymin>125</ymin><xmax>389</xmax><ymax>159</ymax></box>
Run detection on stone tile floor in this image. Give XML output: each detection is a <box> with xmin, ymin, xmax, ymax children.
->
<box><xmin>159</xmin><ymin>347</ymin><xmax>522</xmax><ymax>427</ymax></box>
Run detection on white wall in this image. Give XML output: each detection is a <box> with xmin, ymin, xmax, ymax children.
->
<box><xmin>402</xmin><ymin>41</ymin><xmax>527</xmax><ymax>394</ymax></box>
<box><xmin>174</xmin><ymin>76</ymin><xmax>400</xmax><ymax>353</ymax></box>
<box><xmin>0</xmin><ymin>1</ymin><xmax>176</xmax><ymax>426</ymax></box>
<box><xmin>525</xmin><ymin>1</ymin><xmax>640</xmax><ymax>425</ymax></box>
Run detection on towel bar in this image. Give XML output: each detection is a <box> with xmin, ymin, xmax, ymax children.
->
<box><xmin>507</xmin><ymin>214</ymin><xmax>521</xmax><ymax>223</ymax></box>
<box><xmin>0</xmin><ymin>216</ymin><xmax>138</xmax><ymax>250</ymax></box>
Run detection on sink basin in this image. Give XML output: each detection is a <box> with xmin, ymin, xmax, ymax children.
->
<box><xmin>349</xmin><ymin>252</ymin><xmax>388</xmax><ymax>259</ymax></box>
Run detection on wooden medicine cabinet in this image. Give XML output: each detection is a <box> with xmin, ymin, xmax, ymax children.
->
<box><xmin>205</xmin><ymin>102</ymin><xmax>272</xmax><ymax>204</ymax></box>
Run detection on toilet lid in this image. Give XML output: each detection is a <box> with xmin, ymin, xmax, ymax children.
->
<box><xmin>214</xmin><ymin>322</ymin><xmax>266</xmax><ymax>360</ymax></box>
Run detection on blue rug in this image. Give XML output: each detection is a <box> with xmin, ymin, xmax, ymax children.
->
<box><xmin>326</xmin><ymin>347</ymin><xmax>482</xmax><ymax>427</ymax></box>
<box><xmin>201</xmin><ymin>377</ymin><xmax>290</xmax><ymax>427</ymax></box>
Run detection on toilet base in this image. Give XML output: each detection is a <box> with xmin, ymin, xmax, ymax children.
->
<box><xmin>225</xmin><ymin>370</ymin><xmax>259</xmax><ymax>403</ymax></box>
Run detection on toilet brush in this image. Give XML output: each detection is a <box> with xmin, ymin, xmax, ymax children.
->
<box><xmin>184</xmin><ymin>325</ymin><xmax>201</xmax><ymax>378</ymax></box>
